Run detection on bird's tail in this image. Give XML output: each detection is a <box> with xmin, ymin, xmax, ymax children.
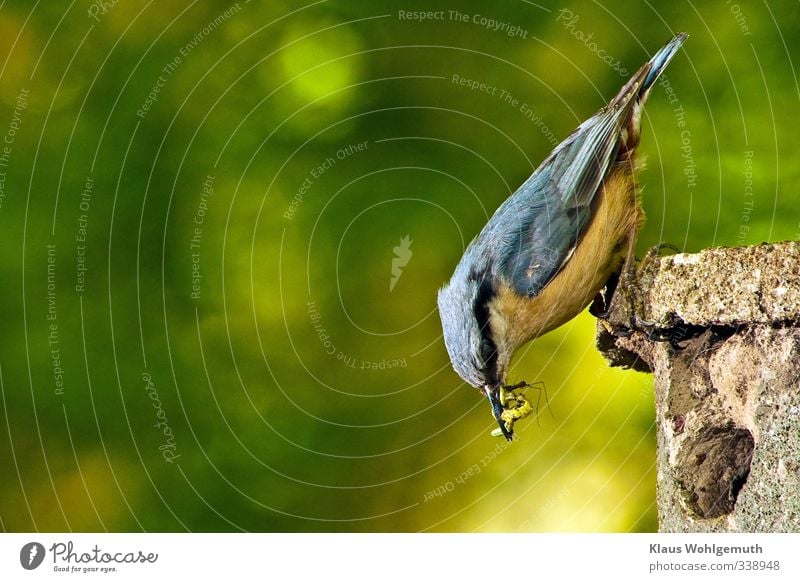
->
<box><xmin>641</xmin><ymin>32</ymin><xmax>688</xmax><ymax>96</ymax></box>
<box><xmin>608</xmin><ymin>33</ymin><xmax>687</xmax><ymax>153</ymax></box>
<box><xmin>610</xmin><ymin>33</ymin><xmax>687</xmax><ymax>110</ymax></box>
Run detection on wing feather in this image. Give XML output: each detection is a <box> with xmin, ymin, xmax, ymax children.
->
<box><xmin>480</xmin><ymin>34</ymin><xmax>686</xmax><ymax>298</ymax></box>
<box><xmin>495</xmin><ymin>108</ymin><xmax>627</xmax><ymax>297</ymax></box>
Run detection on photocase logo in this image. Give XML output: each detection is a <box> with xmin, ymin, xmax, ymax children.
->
<box><xmin>20</xmin><ymin>542</ymin><xmax>45</xmax><ymax>570</ymax></box>
<box><xmin>390</xmin><ymin>235</ymin><xmax>413</xmax><ymax>292</ymax></box>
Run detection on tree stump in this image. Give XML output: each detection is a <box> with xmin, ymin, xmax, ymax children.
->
<box><xmin>596</xmin><ymin>241</ymin><xmax>800</xmax><ymax>532</ymax></box>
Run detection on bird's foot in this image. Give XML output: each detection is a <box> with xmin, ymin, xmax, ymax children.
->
<box><xmin>626</xmin><ymin>242</ymin><xmax>680</xmax><ymax>330</ymax></box>
<box><xmin>601</xmin><ymin>242</ymin><xmax>708</xmax><ymax>347</ymax></box>
<box><xmin>646</xmin><ymin>242</ymin><xmax>680</xmax><ymax>258</ymax></box>
<box><xmin>600</xmin><ymin>242</ymin><xmax>680</xmax><ymax>337</ymax></box>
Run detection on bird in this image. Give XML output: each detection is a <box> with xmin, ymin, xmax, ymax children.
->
<box><xmin>437</xmin><ymin>33</ymin><xmax>687</xmax><ymax>440</ymax></box>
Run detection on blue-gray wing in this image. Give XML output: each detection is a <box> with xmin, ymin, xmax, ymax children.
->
<box><xmin>493</xmin><ymin>109</ymin><xmax>626</xmax><ymax>297</ymax></box>
<box><xmin>489</xmin><ymin>33</ymin><xmax>687</xmax><ymax>298</ymax></box>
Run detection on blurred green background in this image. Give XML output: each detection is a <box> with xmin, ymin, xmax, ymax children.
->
<box><xmin>0</xmin><ymin>0</ymin><xmax>797</xmax><ymax>532</ymax></box>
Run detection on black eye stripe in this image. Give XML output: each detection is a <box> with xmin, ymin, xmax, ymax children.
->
<box><xmin>469</xmin><ymin>268</ymin><xmax>498</xmax><ymax>385</ymax></box>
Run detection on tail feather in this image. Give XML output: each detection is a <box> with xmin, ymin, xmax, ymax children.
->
<box><xmin>642</xmin><ymin>32</ymin><xmax>688</xmax><ymax>94</ymax></box>
<box><xmin>610</xmin><ymin>32</ymin><xmax>688</xmax><ymax>111</ymax></box>
<box><xmin>607</xmin><ymin>33</ymin><xmax>687</xmax><ymax>154</ymax></box>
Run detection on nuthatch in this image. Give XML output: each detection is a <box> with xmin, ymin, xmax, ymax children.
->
<box><xmin>438</xmin><ymin>34</ymin><xmax>687</xmax><ymax>440</ymax></box>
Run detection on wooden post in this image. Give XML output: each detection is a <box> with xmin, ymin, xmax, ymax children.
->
<box><xmin>596</xmin><ymin>242</ymin><xmax>800</xmax><ymax>532</ymax></box>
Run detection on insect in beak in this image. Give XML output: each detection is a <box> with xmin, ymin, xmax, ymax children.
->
<box><xmin>484</xmin><ymin>385</ymin><xmax>514</xmax><ymax>441</ymax></box>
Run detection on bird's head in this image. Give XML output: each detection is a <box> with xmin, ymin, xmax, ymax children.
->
<box><xmin>437</xmin><ymin>266</ymin><xmax>515</xmax><ymax>440</ymax></box>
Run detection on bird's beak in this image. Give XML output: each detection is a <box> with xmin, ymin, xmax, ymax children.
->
<box><xmin>484</xmin><ymin>385</ymin><xmax>513</xmax><ymax>441</ymax></box>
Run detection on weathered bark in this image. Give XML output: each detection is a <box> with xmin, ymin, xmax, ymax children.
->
<box><xmin>596</xmin><ymin>241</ymin><xmax>800</xmax><ymax>532</ymax></box>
